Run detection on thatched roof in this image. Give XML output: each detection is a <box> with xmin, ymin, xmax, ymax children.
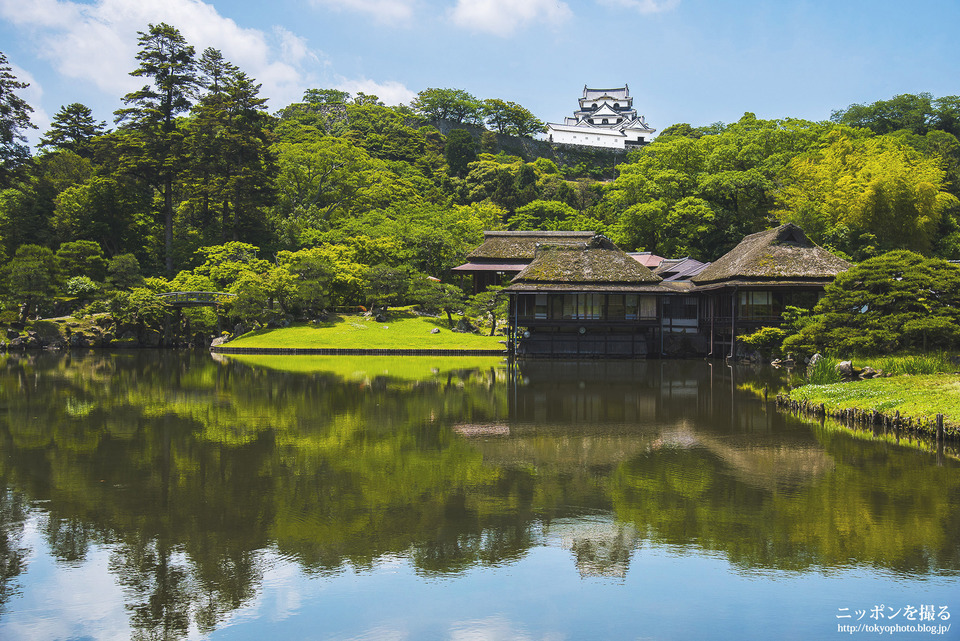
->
<box><xmin>692</xmin><ymin>224</ymin><xmax>850</xmax><ymax>287</ymax></box>
<box><xmin>467</xmin><ymin>231</ymin><xmax>595</xmax><ymax>260</ymax></box>
<box><xmin>506</xmin><ymin>235</ymin><xmax>662</xmax><ymax>292</ymax></box>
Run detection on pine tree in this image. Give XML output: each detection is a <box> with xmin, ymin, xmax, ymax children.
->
<box><xmin>39</xmin><ymin>103</ymin><xmax>107</xmax><ymax>158</ymax></box>
<box><xmin>114</xmin><ymin>23</ymin><xmax>197</xmax><ymax>275</ymax></box>
<box><xmin>0</xmin><ymin>51</ymin><xmax>36</xmax><ymax>187</ymax></box>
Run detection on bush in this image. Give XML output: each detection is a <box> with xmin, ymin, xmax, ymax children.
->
<box><xmin>65</xmin><ymin>275</ymin><xmax>101</xmax><ymax>297</ymax></box>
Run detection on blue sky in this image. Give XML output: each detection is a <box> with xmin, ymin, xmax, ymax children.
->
<box><xmin>1</xmin><ymin>0</ymin><xmax>958</xmax><ymax>149</ymax></box>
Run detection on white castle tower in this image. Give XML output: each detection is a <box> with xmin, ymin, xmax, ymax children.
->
<box><xmin>546</xmin><ymin>85</ymin><xmax>655</xmax><ymax>149</ymax></box>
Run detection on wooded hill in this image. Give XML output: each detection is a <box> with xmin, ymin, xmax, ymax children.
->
<box><xmin>1</xmin><ymin>23</ymin><xmax>959</xmax><ymax>339</ymax></box>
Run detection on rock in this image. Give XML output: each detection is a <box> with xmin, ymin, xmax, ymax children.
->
<box><xmin>233</xmin><ymin>323</ymin><xmax>246</xmax><ymax>336</ymax></box>
<box><xmin>95</xmin><ymin>316</ymin><xmax>113</xmax><ymax>328</ymax></box>
<box><xmin>430</xmin><ymin>327</ymin><xmax>440</xmax><ymax>334</ymax></box>
<box><xmin>860</xmin><ymin>366</ymin><xmax>880</xmax><ymax>380</ymax></box>
<box><xmin>836</xmin><ymin>360</ymin><xmax>854</xmax><ymax>379</ymax></box>
<box><xmin>375</xmin><ymin>313</ymin><xmax>387</xmax><ymax>323</ymax></box>
<box><xmin>454</xmin><ymin>318</ymin><xmax>476</xmax><ymax>333</ymax></box>
<box><xmin>807</xmin><ymin>353</ymin><xmax>822</xmax><ymax>377</ymax></box>
<box><xmin>210</xmin><ymin>335</ymin><xmax>230</xmax><ymax>348</ymax></box>
<box><xmin>5</xmin><ymin>328</ymin><xmax>19</xmax><ymax>339</ymax></box>
<box><xmin>99</xmin><ymin>332</ymin><xmax>115</xmax><ymax>347</ymax></box>
<box><xmin>69</xmin><ymin>333</ymin><xmax>89</xmax><ymax>347</ymax></box>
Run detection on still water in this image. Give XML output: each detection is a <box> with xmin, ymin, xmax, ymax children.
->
<box><xmin>0</xmin><ymin>351</ymin><xmax>957</xmax><ymax>641</ymax></box>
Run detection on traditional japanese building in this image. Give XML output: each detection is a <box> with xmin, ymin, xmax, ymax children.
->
<box><xmin>452</xmin><ymin>230</ymin><xmax>595</xmax><ymax>294</ymax></box>
<box><xmin>506</xmin><ymin>235</ymin><xmax>664</xmax><ymax>357</ymax></box>
<box><xmin>546</xmin><ymin>86</ymin><xmax>655</xmax><ymax>149</ymax></box>
<box><xmin>691</xmin><ymin>223</ymin><xmax>852</xmax><ymax>357</ymax></box>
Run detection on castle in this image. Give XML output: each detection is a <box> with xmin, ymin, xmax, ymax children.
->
<box><xmin>545</xmin><ymin>85</ymin><xmax>655</xmax><ymax>149</ymax></box>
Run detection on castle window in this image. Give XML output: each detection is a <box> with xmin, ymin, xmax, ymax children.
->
<box><xmin>602</xmin><ymin>118</ymin><xmax>608</xmax><ymax>124</ymax></box>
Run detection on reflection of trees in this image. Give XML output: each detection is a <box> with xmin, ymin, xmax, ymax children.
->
<box><xmin>610</xmin><ymin>427</ymin><xmax>960</xmax><ymax>572</ymax></box>
<box><xmin>0</xmin><ymin>486</ymin><xmax>29</xmax><ymax>615</ymax></box>
<box><xmin>0</xmin><ymin>352</ymin><xmax>958</xmax><ymax>639</ymax></box>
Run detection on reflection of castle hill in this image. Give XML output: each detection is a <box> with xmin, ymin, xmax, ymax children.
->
<box><xmin>1</xmin><ymin>353</ymin><xmax>959</xmax><ymax>638</ymax></box>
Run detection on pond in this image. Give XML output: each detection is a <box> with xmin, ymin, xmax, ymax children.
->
<box><xmin>0</xmin><ymin>351</ymin><xmax>957</xmax><ymax>640</ymax></box>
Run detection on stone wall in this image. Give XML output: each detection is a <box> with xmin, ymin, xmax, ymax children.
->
<box><xmin>428</xmin><ymin>119</ymin><xmax>631</xmax><ymax>178</ymax></box>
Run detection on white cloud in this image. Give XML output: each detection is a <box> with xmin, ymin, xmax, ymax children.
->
<box><xmin>0</xmin><ymin>0</ymin><xmax>322</xmax><ymax>111</ymax></box>
<box><xmin>596</xmin><ymin>0</ymin><xmax>680</xmax><ymax>13</ymax></box>
<box><xmin>310</xmin><ymin>0</ymin><xmax>417</xmax><ymax>23</ymax></box>
<box><xmin>449</xmin><ymin>0</ymin><xmax>572</xmax><ymax>36</ymax></box>
<box><xmin>335</xmin><ymin>78</ymin><xmax>417</xmax><ymax>106</ymax></box>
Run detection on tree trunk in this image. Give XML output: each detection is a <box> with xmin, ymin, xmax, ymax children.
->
<box><xmin>164</xmin><ymin>174</ymin><xmax>174</xmax><ymax>276</ymax></box>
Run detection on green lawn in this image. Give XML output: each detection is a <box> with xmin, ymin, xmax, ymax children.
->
<box><xmin>790</xmin><ymin>374</ymin><xmax>960</xmax><ymax>434</ymax></box>
<box><xmin>226</xmin><ymin>312</ymin><xmax>506</xmax><ymax>351</ymax></box>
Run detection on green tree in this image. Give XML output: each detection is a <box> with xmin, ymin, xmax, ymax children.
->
<box><xmin>184</xmin><ymin>49</ymin><xmax>276</xmax><ymax>244</ymax></box>
<box><xmin>363</xmin><ymin>264</ymin><xmax>418</xmax><ymax>315</ymax></box>
<box><xmin>4</xmin><ymin>244</ymin><xmax>57</xmax><ymax>321</ymax></box>
<box><xmin>411</xmin><ymin>88</ymin><xmax>483</xmax><ymax>124</ymax></box>
<box><xmin>831</xmin><ymin>93</ymin><xmax>936</xmax><ymax>136</ymax></box>
<box><xmin>114</xmin><ymin>23</ymin><xmax>197</xmax><ymax>275</ymax></box>
<box><xmin>444</xmin><ymin>128</ymin><xmax>477</xmax><ymax>178</ymax></box>
<box><xmin>467</xmin><ymin>285</ymin><xmax>509</xmax><ymax>335</ymax></box>
<box><xmin>482</xmin><ymin>99</ymin><xmax>544</xmax><ymax>137</ymax></box>
<box><xmin>52</xmin><ymin>175</ymin><xmax>153</xmax><ymax>257</ymax></box>
<box><xmin>38</xmin><ymin>103</ymin><xmax>107</xmax><ymax>158</ymax></box>
<box><xmin>784</xmin><ymin>250</ymin><xmax>960</xmax><ymax>354</ymax></box>
<box><xmin>106</xmin><ymin>253</ymin><xmax>145</xmax><ymax>290</ymax></box>
<box><xmin>55</xmin><ymin>240</ymin><xmax>107</xmax><ymax>282</ymax></box>
<box><xmin>0</xmin><ymin>51</ymin><xmax>36</xmax><ymax>188</ymax></box>
<box><xmin>775</xmin><ymin>130</ymin><xmax>959</xmax><ymax>256</ymax></box>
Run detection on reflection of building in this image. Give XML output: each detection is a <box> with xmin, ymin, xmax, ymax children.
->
<box><xmin>544</xmin><ymin>517</ymin><xmax>639</xmax><ymax>579</ymax></box>
<box><xmin>546</xmin><ymin>86</ymin><xmax>655</xmax><ymax>149</ymax></box>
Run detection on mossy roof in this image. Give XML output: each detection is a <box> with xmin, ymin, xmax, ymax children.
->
<box><xmin>467</xmin><ymin>231</ymin><xmax>595</xmax><ymax>260</ymax></box>
<box><xmin>692</xmin><ymin>224</ymin><xmax>851</xmax><ymax>286</ymax></box>
<box><xmin>506</xmin><ymin>235</ymin><xmax>662</xmax><ymax>292</ymax></box>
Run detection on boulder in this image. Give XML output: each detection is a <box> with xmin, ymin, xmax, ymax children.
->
<box><xmin>210</xmin><ymin>335</ymin><xmax>231</xmax><ymax>348</ymax></box>
<box><xmin>430</xmin><ymin>327</ymin><xmax>440</xmax><ymax>334</ymax></box>
<box><xmin>5</xmin><ymin>328</ymin><xmax>19</xmax><ymax>339</ymax></box>
<box><xmin>806</xmin><ymin>353</ymin><xmax>822</xmax><ymax>378</ymax></box>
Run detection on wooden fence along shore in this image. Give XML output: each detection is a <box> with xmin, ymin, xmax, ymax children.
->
<box><xmin>775</xmin><ymin>393</ymin><xmax>954</xmax><ymax>443</ymax></box>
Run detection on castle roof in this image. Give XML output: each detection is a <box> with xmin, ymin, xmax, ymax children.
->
<box><xmin>583</xmin><ymin>86</ymin><xmax>630</xmax><ymax>101</ymax></box>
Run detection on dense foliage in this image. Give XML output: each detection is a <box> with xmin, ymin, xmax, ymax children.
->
<box><xmin>1</xmin><ymin>25</ymin><xmax>959</xmax><ymax>332</ymax></box>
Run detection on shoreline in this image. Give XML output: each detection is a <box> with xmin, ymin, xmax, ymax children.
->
<box><xmin>775</xmin><ymin>393</ymin><xmax>958</xmax><ymax>442</ymax></box>
<box><xmin>211</xmin><ymin>346</ymin><xmax>508</xmax><ymax>356</ymax></box>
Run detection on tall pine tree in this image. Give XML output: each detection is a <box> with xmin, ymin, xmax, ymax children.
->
<box><xmin>114</xmin><ymin>23</ymin><xmax>197</xmax><ymax>275</ymax></box>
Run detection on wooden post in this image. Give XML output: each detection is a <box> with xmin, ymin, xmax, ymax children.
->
<box><xmin>936</xmin><ymin>414</ymin><xmax>944</xmax><ymax>442</ymax></box>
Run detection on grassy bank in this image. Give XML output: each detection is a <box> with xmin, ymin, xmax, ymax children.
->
<box><xmin>226</xmin><ymin>311</ymin><xmax>506</xmax><ymax>351</ymax></box>
<box><xmin>789</xmin><ymin>374</ymin><xmax>960</xmax><ymax>436</ymax></box>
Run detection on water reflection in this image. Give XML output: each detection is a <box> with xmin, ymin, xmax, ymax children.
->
<box><xmin>0</xmin><ymin>351</ymin><xmax>957</xmax><ymax>639</ymax></box>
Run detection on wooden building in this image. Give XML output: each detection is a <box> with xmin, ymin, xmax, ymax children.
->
<box><xmin>452</xmin><ymin>230</ymin><xmax>594</xmax><ymax>294</ymax></box>
<box><xmin>691</xmin><ymin>223</ymin><xmax>851</xmax><ymax>357</ymax></box>
<box><xmin>505</xmin><ymin>235</ymin><xmax>663</xmax><ymax>357</ymax></box>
